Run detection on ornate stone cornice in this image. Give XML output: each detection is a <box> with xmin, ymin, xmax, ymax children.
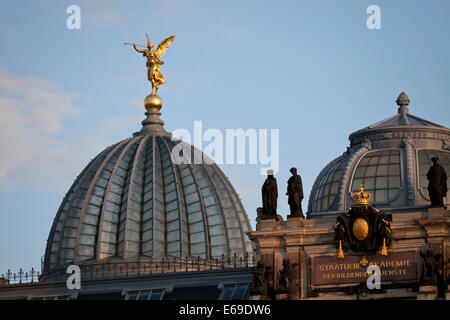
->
<box><xmin>349</xmin><ymin>126</ymin><xmax>450</xmax><ymax>148</ymax></box>
<box><xmin>443</xmin><ymin>139</ymin><xmax>450</xmax><ymax>151</ymax></box>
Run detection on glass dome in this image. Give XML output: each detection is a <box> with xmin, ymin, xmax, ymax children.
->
<box><xmin>307</xmin><ymin>92</ymin><xmax>450</xmax><ymax>217</ymax></box>
<box><xmin>43</xmin><ymin>98</ymin><xmax>254</xmax><ymax>273</ymax></box>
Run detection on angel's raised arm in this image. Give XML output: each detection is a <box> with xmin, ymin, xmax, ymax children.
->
<box><xmin>133</xmin><ymin>44</ymin><xmax>145</xmax><ymax>53</ymax></box>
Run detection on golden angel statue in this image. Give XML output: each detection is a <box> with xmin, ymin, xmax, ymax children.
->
<box><xmin>125</xmin><ymin>34</ymin><xmax>176</xmax><ymax>94</ymax></box>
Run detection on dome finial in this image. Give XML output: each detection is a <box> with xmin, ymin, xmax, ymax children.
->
<box><xmin>396</xmin><ymin>92</ymin><xmax>410</xmax><ymax>107</ymax></box>
<box><xmin>396</xmin><ymin>91</ymin><xmax>410</xmax><ymax>117</ymax></box>
<box><xmin>144</xmin><ymin>94</ymin><xmax>162</xmax><ymax>112</ymax></box>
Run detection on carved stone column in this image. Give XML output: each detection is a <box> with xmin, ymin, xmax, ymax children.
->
<box><xmin>250</xmin><ymin>217</ymin><xmax>284</xmax><ymax>299</ymax></box>
<box><xmin>418</xmin><ymin>208</ymin><xmax>450</xmax><ymax>296</ymax></box>
<box><xmin>401</xmin><ymin>136</ymin><xmax>416</xmax><ymax>206</ymax></box>
<box><xmin>282</xmin><ymin>216</ymin><xmax>304</xmax><ymax>299</ymax></box>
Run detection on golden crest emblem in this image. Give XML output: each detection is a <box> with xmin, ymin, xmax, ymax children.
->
<box><xmin>352</xmin><ymin>218</ymin><xmax>369</xmax><ymax>241</ymax></box>
<box><xmin>334</xmin><ymin>184</ymin><xmax>392</xmax><ymax>259</ymax></box>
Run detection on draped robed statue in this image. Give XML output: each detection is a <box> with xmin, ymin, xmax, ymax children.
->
<box><xmin>427</xmin><ymin>156</ymin><xmax>448</xmax><ymax>207</ymax></box>
<box><xmin>261</xmin><ymin>169</ymin><xmax>278</xmax><ymax>219</ymax></box>
<box><xmin>286</xmin><ymin>167</ymin><xmax>303</xmax><ymax>217</ymax></box>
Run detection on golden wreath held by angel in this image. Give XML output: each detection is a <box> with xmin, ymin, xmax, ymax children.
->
<box><xmin>125</xmin><ymin>34</ymin><xmax>176</xmax><ymax>94</ymax></box>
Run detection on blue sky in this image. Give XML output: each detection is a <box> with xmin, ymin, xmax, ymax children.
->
<box><xmin>0</xmin><ymin>0</ymin><xmax>449</xmax><ymax>272</ymax></box>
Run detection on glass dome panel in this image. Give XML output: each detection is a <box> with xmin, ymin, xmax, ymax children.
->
<box><xmin>351</xmin><ymin>150</ymin><xmax>402</xmax><ymax>205</ymax></box>
<box><xmin>314</xmin><ymin>159</ymin><xmax>347</xmax><ymax>211</ymax></box>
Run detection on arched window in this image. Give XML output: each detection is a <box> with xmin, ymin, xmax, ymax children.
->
<box><xmin>352</xmin><ymin>150</ymin><xmax>401</xmax><ymax>204</ymax></box>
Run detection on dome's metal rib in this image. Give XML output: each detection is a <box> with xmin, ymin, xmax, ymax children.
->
<box><xmin>172</xmin><ymin>164</ymin><xmax>191</xmax><ymax>257</ymax></box>
<box><xmin>177</xmin><ymin>163</ymin><xmax>204</xmax><ymax>257</ymax></box>
<box><xmin>184</xmin><ymin>155</ymin><xmax>212</xmax><ymax>259</ymax></box>
<box><xmin>215</xmin><ymin>164</ymin><xmax>252</xmax><ymax>235</ymax></box>
<box><xmin>152</xmin><ymin>136</ymin><xmax>167</xmax><ymax>257</ymax></box>
<box><xmin>166</xmin><ymin>140</ymin><xmax>192</xmax><ymax>257</ymax></box>
<box><xmin>159</xmin><ymin>137</ymin><xmax>185</xmax><ymax>257</ymax></box>
<box><xmin>232</xmin><ymin>191</ymin><xmax>253</xmax><ymax>253</ymax></box>
<box><xmin>85</xmin><ymin>142</ymin><xmax>130</xmax><ymax>260</ymax></box>
<box><xmin>206</xmin><ymin>166</ymin><xmax>245</xmax><ymax>255</ymax></box>
<box><xmin>95</xmin><ymin>137</ymin><xmax>141</xmax><ymax>260</ymax></box>
<box><xmin>56</xmin><ymin>145</ymin><xmax>117</xmax><ymax>266</ymax></box>
<box><xmin>191</xmin><ymin>164</ymin><xmax>229</xmax><ymax>257</ymax></box>
<box><xmin>175</xmin><ymin>160</ymin><xmax>209</xmax><ymax>258</ymax></box>
<box><xmin>43</xmin><ymin>146</ymin><xmax>112</xmax><ymax>272</ymax></box>
<box><xmin>192</xmin><ymin>161</ymin><xmax>231</xmax><ymax>258</ymax></box>
<box><xmin>72</xmin><ymin>139</ymin><xmax>132</xmax><ymax>264</ymax></box>
<box><xmin>115</xmin><ymin>139</ymin><xmax>141</xmax><ymax>258</ymax></box>
<box><xmin>225</xmin><ymin>181</ymin><xmax>252</xmax><ymax>251</ymax></box>
<box><xmin>206</xmin><ymin>164</ymin><xmax>247</xmax><ymax>256</ymax></box>
<box><xmin>45</xmin><ymin>164</ymin><xmax>92</xmax><ymax>270</ymax></box>
<box><xmin>137</xmin><ymin>136</ymin><xmax>152</xmax><ymax>256</ymax></box>
<box><xmin>157</xmin><ymin>136</ymin><xmax>179</xmax><ymax>256</ymax></box>
<box><xmin>335</xmin><ymin>150</ymin><xmax>368</xmax><ymax>211</ymax></box>
<box><xmin>141</xmin><ymin>137</ymin><xmax>155</xmax><ymax>257</ymax></box>
<box><xmin>121</xmin><ymin>136</ymin><xmax>150</xmax><ymax>259</ymax></box>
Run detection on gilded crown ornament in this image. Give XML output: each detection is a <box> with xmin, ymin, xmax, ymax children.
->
<box><xmin>351</xmin><ymin>185</ymin><xmax>372</xmax><ymax>205</ymax></box>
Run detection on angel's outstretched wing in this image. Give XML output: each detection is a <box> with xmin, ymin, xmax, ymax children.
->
<box><xmin>155</xmin><ymin>35</ymin><xmax>176</xmax><ymax>58</ymax></box>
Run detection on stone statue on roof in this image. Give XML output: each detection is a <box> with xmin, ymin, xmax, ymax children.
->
<box><xmin>427</xmin><ymin>157</ymin><xmax>448</xmax><ymax>207</ymax></box>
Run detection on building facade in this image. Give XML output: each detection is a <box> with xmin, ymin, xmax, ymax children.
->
<box><xmin>250</xmin><ymin>92</ymin><xmax>449</xmax><ymax>300</ymax></box>
<box><xmin>1</xmin><ymin>92</ymin><xmax>448</xmax><ymax>300</ymax></box>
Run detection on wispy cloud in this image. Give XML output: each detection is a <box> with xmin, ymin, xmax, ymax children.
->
<box><xmin>0</xmin><ymin>68</ymin><xmax>81</xmax><ymax>134</ymax></box>
<box><xmin>0</xmin><ymin>67</ymin><xmax>139</xmax><ymax>192</ymax></box>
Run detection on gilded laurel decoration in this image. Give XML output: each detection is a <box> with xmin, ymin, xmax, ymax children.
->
<box><xmin>352</xmin><ymin>218</ymin><xmax>369</xmax><ymax>241</ymax></box>
<box><xmin>125</xmin><ymin>33</ymin><xmax>176</xmax><ymax>95</ymax></box>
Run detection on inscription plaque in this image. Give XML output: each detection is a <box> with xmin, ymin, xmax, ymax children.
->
<box><xmin>313</xmin><ymin>251</ymin><xmax>417</xmax><ymax>286</ymax></box>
